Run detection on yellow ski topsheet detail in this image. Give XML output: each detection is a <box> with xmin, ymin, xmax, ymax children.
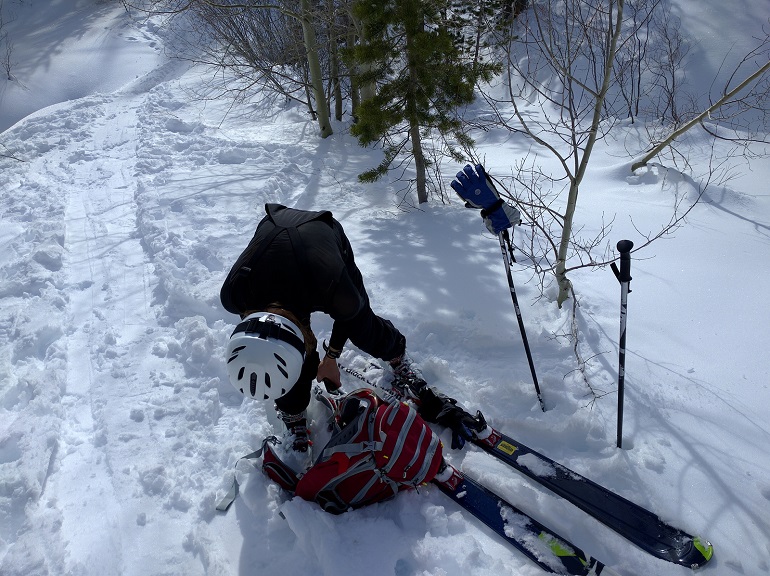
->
<box><xmin>496</xmin><ymin>441</ymin><xmax>518</xmax><ymax>456</ymax></box>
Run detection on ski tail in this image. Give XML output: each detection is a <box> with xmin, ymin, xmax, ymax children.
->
<box><xmin>474</xmin><ymin>428</ymin><xmax>713</xmax><ymax>569</ymax></box>
<box><xmin>434</xmin><ymin>466</ymin><xmax>620</xmax><ymax>576</ymax></box>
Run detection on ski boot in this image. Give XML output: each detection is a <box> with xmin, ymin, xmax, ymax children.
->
<box><xmin>388</xmin><ymin>352</ymin><xmax>427</xmax><ymax>400</ymax></box>
<box><xmin>277</xmin><ymin>409</ymin><xmax>313</xmax><ymax>473</ymax></box>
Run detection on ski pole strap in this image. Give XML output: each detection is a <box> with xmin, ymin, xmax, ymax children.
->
<box><xmin>610</xmin><ymin>240</ymin><xmax>634</xmax><ymax>290</ymax></box>
<box><xmin>215</xmin><ymin>440</ymin><xmax>272</xmax><ymax>512</ymax></box>
<box><xmin>500</xmin><ymin>229</ymin><xmax>517</xmax><ymax>265</ymax></box>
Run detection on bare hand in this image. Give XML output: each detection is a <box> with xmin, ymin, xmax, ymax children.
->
<box><xmin>316</xmin><ymin>355</ymin><xmax>341</xmax><ymax>391</ymax></box>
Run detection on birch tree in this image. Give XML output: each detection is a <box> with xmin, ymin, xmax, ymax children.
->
<box><xmin>475</xmin><ymin>0</ymin><xmax>768</xmax><ymax>307</ymax></box>
<box><xmin>632</xmin><ymin>49</ymin><xmax>770</xmax><ymax>171</ymax></box>
<box><xmin>481</xmin><ymin>0</ymin><xmax>626</xmax><ymax>307</ymax></box>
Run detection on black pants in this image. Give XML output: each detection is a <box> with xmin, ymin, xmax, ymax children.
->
<box><xmin>337</xmin><ymin>293</ymin><xmax>406</xmax><ymax>362</ymax></box>
<box><xmin>274</xmin><ymin>306</ymin><xmax>406</xmax><ymax>416</ymax></box>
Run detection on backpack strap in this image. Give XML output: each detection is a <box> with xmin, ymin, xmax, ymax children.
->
<box><xmin>411</xmin><ymin>430</ymin><xmax>441</xmax><ymax>486</ymax></box>
<box><xmin>309</xmin><ymin>456</ymin><xmax>400</xmax><ymax>514</ymax></box>
<box><xmin>321</xmin><ymin>440</ymin><xmax>384</xmax><ymax>457</ymax></box>
<box><xmin>285</xmin><ymin>225</ymin><xmax>313</xmax><ymax>307</ymax></box>
<box><xmin>379</xmin><ymin>403</ymin><xmax>418</xmax><ymax>475</ymax></box>
<box><xmin>375</xmin><ymin>400</ymin><xmax>442</xmax><ymax>486</ymax></box>
<box><xmin>216</xmin><ymin>437</ymin><xmax>280</xmax><ymax>512</ymax></box>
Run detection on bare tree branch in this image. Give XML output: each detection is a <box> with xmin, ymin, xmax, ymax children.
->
<box><xmin>632</xmin><ymin>59</ymin><xmax>770</xmax><ymax>171</ymax></box>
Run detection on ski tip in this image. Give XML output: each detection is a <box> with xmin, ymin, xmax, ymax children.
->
<box><xmin>673</xmin><ymin>536</ymin><xmax>713</xmax><ymax>569</ymax></box>
<box><xmin>690</xmin><ymin>537</ymin><xmax>714</xmax><ymax>568</ymax></box>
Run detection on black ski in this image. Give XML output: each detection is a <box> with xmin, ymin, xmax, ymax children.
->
<box><xmin>434</xmin><ymin>465</ymin><xmax>619</xmax><ymax>575</ymax></box>
<box><xmin>333</xmin><ymin>364</ymin><xmax>713</xmax><ymax>569</ymax></box>
<box><xmin>472</xmin><ymin>427</ymin><xmax>713</xmax><ymax>569</ymax></box>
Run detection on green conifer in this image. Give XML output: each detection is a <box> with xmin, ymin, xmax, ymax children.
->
<box><xmin>347</xmin><ymin>0</ymin><xmax>499</xmax><ymax>203</ymax></box>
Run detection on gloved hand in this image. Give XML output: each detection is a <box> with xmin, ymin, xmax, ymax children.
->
<box><xmin>436</xmin><ymin>404</ymin><xmax>487</xmax><ymax>449</ymax></box>
<box><xmin>416</xmin><ymin>387</ymin><xmax>487</xmax><ymax>450</ymax></box>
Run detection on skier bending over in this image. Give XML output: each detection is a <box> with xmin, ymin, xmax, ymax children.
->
<box><xmin>220</xmin><ymin>204</ymin><xmax>484</xmax><ymax>456</ymax></box>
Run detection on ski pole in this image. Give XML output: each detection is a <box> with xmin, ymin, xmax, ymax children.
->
<box><xmin>611</xmin><ymin>240</ymin><xmax>634</xmax><ymax>449</ymax></box>
<box><xmin>450</xmin><ymin>164</ymin><xmax>544</xmax><ymax>411</ymax></box>
<box><xmin>499</xmin><ymin>228</ymin><xmax>545</xmax><ymax>412</ymax></box>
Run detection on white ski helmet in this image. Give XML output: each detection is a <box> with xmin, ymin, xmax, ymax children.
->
<box><xmin>226</xmin><ymin>312</ymin><xmax>305</xmax><ymax>401</ymax></box>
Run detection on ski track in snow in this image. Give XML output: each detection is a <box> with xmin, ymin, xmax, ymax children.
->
<box><xmin>0</xmin><ymin>59</ymin><xmax>239</xmax><ymax>574</ymax></box>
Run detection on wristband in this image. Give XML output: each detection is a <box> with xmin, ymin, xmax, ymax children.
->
<box><xmin>323</xmin><ymin>340</ymin><xmax>342</xmax><ymax>359</ymax></box>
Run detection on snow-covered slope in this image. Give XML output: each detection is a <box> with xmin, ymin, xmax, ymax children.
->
<box><xmin>1</xmin><ymin>2</ymin><xmax>769</xmax><ymax>575</ymax></box>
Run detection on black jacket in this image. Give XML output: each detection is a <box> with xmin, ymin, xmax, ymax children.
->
<box><xmin>221</xmin><ymin>204</ymin><xmax>367</xmax><ymax>350</ymax></box>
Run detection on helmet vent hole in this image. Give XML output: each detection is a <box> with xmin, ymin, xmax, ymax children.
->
<box><xmin>277</xmin><ymin>364</ymin><xmax>288</xmax><ymax>379</ymax></box>
<box><xmin>265</xmin><ymin>373</ymin><xmax>271</xmax><ymax>388</ymax></box>
<box><xmin>237</xmin><ymin>367</ymin><xmax>245</xmax><ymax>381</ymax></box>
<box><xmin>250</xmin><ymin>373</ymin><xmax>257</xmax><ymax>397</ymax></box>
<box><xmin>227</xmin><ymin>354</ymin><xmax>238</xmax><ymax>364</ymax></box>
<box><xmin>232</xmin><ymin>346</ymin><xmax>246</xmax><ymax>353</ymax></box>
<box><xmin>274</xmin><ymin>353</ymin><xmax>286</xmax><ymax>366</ymax></box>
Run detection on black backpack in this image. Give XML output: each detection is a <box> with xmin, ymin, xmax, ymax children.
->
<box><xmin>220</xmin><ymin>204</ymin><xmax>334</xmax><ymax>316</ymax></box>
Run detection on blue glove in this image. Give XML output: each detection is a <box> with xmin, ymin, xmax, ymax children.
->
<box><xmin>451</xmin><ymin>164</ymin><xmax>520</xmax><ymax>234</ymax></box>
<box><xmin>451</xmin><ymin>164</ymin><xmax>500</xmax><ymax>209</ymax></box>
<box><xmin>484</xmin><ymin>203</ymin><xmax>521</xmax><ymax>234</ymax></box>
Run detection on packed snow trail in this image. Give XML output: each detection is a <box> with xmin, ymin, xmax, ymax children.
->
<box><xmin>2</xmin><ymin>65</ymin><xmax>189</xmax><ymax>570</ymax></box>
<box><xmin>58</xmin><ymin>91</ymin><xmax>164</xmax><ymax>574</ymax></box>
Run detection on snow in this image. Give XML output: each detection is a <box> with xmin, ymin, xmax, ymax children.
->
<box><xmin>1</xmin><ymin>1</ymin><xmax>769</xmax><ymax>575</ymax></box>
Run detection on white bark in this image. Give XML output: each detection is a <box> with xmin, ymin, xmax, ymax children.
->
<box><xmin>631</xmin><ymin>59</ymin><xmax>770</xmax><ymax>171</ymax></box>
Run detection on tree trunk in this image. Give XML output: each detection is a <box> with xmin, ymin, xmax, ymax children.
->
<box><xmin>330</xmin><ymin>43</ymin><xmax>343</xmax><ymax>121</ymax></box>
<box><xmin>405</xmin><ymin>6</ymin><xmax>428</xmax><ymax>204</ymax></box>
<box><xmin>344</xmin><ymin>13</ymin><xmax>361</xmax><ymax>119</ymax></box>
<box><xmin>410</xmin><ymin>121</ymin><xmax>428</xmax><ymax>203</ymax></box>
<box><xmin>353</xmin><ymin>11</ymin><xmax>377</xmax><ymax>102</ymax></box>
<box><xmin>554</xmin><ymin>180</ymin><xmax>578</xmax><ymax>306</ymax></box>
<box><xmin>300</xmin><ymin>0</ymin><xmax>333</xmax><ymax>138</ymax></box>
<box><xmin>328</xmin><ymin>0</ymin><xmax>343</xmax><ymax>121</ymax></box>
<box><xmin>555</xmin><ymin>0</ymin><xmax>625</xmax><ymax>307</ymax></box>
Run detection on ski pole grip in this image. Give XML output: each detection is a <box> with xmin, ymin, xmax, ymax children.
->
<box><xmin>616</xmin><ymin>240</ymin><xmax>633</xmax><ymax>283</ymax></box>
